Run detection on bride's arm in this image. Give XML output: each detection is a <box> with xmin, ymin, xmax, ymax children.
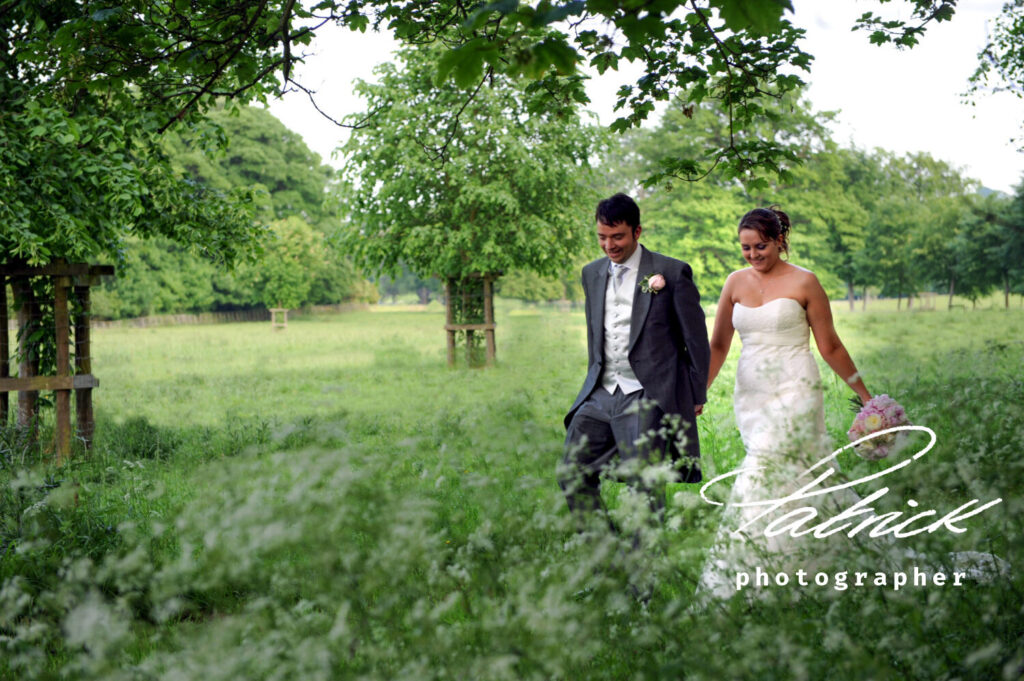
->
<box><xmin>806</xmin><ymin>275</ymin><xmax>872</xmax><ymax>403</ymax></box>
<box><xmin>707</xmin><ymin>274</ymin><xmax>736</xmax><ymax>390</ymax></box>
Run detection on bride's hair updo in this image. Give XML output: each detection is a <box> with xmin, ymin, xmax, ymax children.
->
<box><xmin>739</xmin><ymin>206</ymin><xmax>791</xmax><ymax>254</ymax></box>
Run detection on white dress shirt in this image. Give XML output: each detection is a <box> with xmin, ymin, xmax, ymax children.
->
<box><xmin>601</xmin><ymin>246</ymin><xmax>644</xmax><ymax>395</ymax></box>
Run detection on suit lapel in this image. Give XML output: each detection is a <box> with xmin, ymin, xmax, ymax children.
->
<box><xmin>590</xmin><ymin>259</ymin><xmax>609</xmax><ymax>357</ymax></box>
<box><xmin>628</xmin><ymin>246</ymin><xmax>653</xmax><ymax>351</ymax></box>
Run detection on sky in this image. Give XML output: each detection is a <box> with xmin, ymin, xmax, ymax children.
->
<box><xmin>266</xmin><ymin>1</ymin><xmax>1024</xmax><ymax>194</ymax></box>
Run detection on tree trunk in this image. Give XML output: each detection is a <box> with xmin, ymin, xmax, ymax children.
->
<box><xmin>846</xmin><ymin>281</ymin><xmax>855</xmax><ymax>311</ymax></box>
<box><xmin>1005</xmin><ymin>273</ymin><xmax>1010</xmax><ymax>309</ymax></box>
<box><xmin>417</xmin><ymin>286</ymin><xmax>430</xmax><ymax>305</ymax></box>
<box><xmin>947</xmin><ymin>275</ymin><xmax>955</xmax><ymax>309</ymax></box>
<box><xmin>862</xmin><ymin>287</ymin><xmax>867</xmax><ymax>311</ymax></box>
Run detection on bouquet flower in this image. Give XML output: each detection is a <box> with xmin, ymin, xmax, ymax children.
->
<box><xmin>847</xmin><ymin>394</ymin><xmax>909</xmax><ymax>460</ymax></box>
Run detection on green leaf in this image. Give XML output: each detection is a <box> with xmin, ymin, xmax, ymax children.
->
<box><xmin>713</xmin><ymin>0</ymin><xmax>792</xmax><ymax>37</ymax></box>
<box><xmin>533</xmin><ymin>38</ymin><xmax>578</xmax><ymax>75</ymax></box>
<box><xmin>464</xmin><ymin>0</ymin><xmax>519</xmax><ymax>31</ymax></box>
<box><xmin>533</xmin><ymin>0</ymin><xmax>586</xmax><ymax>27</ymax></box>
<box><xmin>349</xmin><ymin>14</ymin><xmax>370</xmax><ymax>33</ymax></box>
<box><xmin>453</xmin><ymin>51</ymin><xmax>485</xmax><ymax>88</ymax></box>
<box><xmin>434</xmin><ymin>49</ymin><xmax>463</xmax><ymax>86</ymax></box>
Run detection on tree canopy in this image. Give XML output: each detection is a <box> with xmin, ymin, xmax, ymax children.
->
<box><xmin>164</xmin><ymin>106</ymin><xmax>335</xmax><ymax>228</ymax></box>
<box><xmin>3</xmin><ymin>0</ymin><xmax>1019</xmax><ymax>270</ymax></box>
<box><xmin>336</xmin><ymin>43</ymin><xmax>601</xmax><ymax>282</ymax></box>
<box><xmin>95</xmin><ymin>105</ymin><xmax>372</xmax><ymax>318</ymax></box>
<box><xmin>605</xmin><ymin>91</ymin><xmax>1024</xmax><ymax>309</ymax></box>
<box><xmin>0</xmin><ymin>0</ymin><xmax>328</xmax><ymax>265</ymax></box>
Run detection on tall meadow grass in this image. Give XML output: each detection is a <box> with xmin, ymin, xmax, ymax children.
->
<box><xmin>1</xmin><ymin>303</ymin><xmax>1022</xmax><ymax>680</ymax></box>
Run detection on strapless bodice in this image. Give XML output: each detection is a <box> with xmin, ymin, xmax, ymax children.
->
<box><xmin>732</xmin><ymin>297</ymin><xmax>810</xmax><ymax>348</ymax></box>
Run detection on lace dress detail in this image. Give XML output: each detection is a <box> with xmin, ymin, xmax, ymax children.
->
<box><xmin>697</xmin><ymin>298</ymin><xmax>836</xmax><ymax>598</ymax></box>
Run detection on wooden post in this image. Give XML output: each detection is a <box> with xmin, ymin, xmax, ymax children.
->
<box><xmin>54</xmin><ymin>277</ymin><xmax>71</xmax><ymax>462</ymax></box>
<box><xmin>445</xmin><ymin>280</ymin><xmax>455</xmax><ymax>367</ymax></box>
<box><xmin>13</xmin><ymin>278</ymin><xmax>38</xmax><ymax>437</ymax></box>
<box><xmin>0</xmin><ymin>275</ymin><xmax>7</xmax><ymax>426</ymax></box>
<box><xmin>483</xmin><ymin>276</ymin><xmax>495</xmax><ymax>366</ymax></box>
<box><xmin>73</xmin><ymin>284</ymin><xmax>95</xmax><ymax>449</ymax></box>
<box><xmin>462</xmin><ymin>285</ymin><xmax>473</xmax><ymax>366</ymax></box>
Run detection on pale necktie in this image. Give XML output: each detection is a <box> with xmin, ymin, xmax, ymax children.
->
<box><xmin>610</xmin><ymin>263</ymin><xmax>627</xmax><ymax>292</ymax></box>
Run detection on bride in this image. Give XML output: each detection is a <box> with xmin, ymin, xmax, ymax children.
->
<box><xmin>694</xmin><ymin>207</ymin><xmax>1003</xmax><ymax>599</ymax></box>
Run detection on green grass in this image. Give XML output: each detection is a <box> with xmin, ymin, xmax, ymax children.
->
<box><xmin>2</xmin><ymin>302</ymin><xmax>1023</xmax><ymax>680</ymax></box>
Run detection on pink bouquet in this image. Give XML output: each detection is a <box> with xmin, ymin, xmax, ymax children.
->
<box><xmin>847</xmin><ymin>394</ymin><xmax>910</xmax><ymax>460</ymax></box>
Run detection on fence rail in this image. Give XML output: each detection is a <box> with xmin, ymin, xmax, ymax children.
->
<box><xmin>4</xmin><ymin>303</ymin><xmax>371</xmax><ymax>333</ymax></box>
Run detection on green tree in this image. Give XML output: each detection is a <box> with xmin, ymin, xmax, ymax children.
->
<box><xmin>0</xmin><ymin>0</ymin><xmax>323</xmax><ymax>265</ymax></box>
<box><xmin>496</xmin><ymin>269</ymin><xmax>569</xmax><ymax>303</ymax></box>
<box><xmin>610</xmin><ymin>92</ymin><xmax>841</xmax><ymax>301</ymax></box>
<box><xmin>164</xmin><ymin>106</ymin><xmax>335</xmax><ymax>228</ymax></box>
<box><xmin>775</xmin><ymin>146</ymin><xmax>870</xmax><ymax>307</ymax></box>
<box><xmin>863</xmin><ymin>196</ymin><xmax>921</xmax><ymax>308</ymax></box>
<box><xmin>376</xmin><ymin>265</ymin><xmax>442</xmax><ymax>305</ymax></box>
<box><xmin>955</xmin><ymin>191</ymin><xmax>1022</xmax><ymax>309</ymax></box>
<box><xmin>96</xmin><ymin>103</ymin><xmax>370</xmax><ymax>317</ymax></box>
<box><xmin>337</xmin><ymin>43</ymin><xmax>600</xmax><ymax>360</ymax></box>
<box><xmin>252</xmin><ymin>218</ymin><xmax>323</xmax><ymax>310</ymax></box>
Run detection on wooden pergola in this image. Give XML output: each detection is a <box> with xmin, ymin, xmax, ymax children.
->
<box><xmin>269</xmin><ymin>307</ymin><xmax>289</xmax><ymax>330</ymax></box>
<box><xmin>0</xmin><ymin>262</ymin><xmax>113</xmax><ymax>462</ymax></box>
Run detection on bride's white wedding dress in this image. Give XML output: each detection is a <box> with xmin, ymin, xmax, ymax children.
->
<box><xmin>695</xmin><ymin>298</ymin><xmax>1006</xmax><ymax>600</ymax></box>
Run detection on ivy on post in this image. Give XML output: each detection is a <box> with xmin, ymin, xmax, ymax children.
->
<box><xmin>0</xmin><ymin>263</ymin><xmax>113</xmax><ymax>462</ymax></box>
<box><xmin>0</xmin><ymin>274</ymin><xmax>7</xmax><ymax>426</ymax></box>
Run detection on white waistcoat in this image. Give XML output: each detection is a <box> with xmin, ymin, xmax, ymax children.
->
<box><xmin>601</xmin><ymin>253</ymin><xmax>643</xmax><ymax>395</ymax></box>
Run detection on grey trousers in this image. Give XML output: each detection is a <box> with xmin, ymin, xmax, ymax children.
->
<box><xmin>559</xmin><ymin>386</ymin><xmax>667</xmax><ymax>523</ymax></box>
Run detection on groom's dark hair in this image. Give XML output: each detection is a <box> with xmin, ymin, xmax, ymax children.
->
<box><xmin>596</xmin><ymin>193</ymin><xmax>641</xmax><ymax>231</ymax></box>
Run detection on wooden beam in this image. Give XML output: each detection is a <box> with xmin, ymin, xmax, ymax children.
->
<box><xmin>445</xmin><ymin>280</ymin><xmax>455</xmax><ymax>367</ymax></box>
<box><xmin>483</xmin><ymin>277</ymin><xmax>495</xmax><ymax>366</ymax></box>
<box><xmin>0</xmin><ymin>375</ymin><xmax>100</xmax><ymax>392</ymax></box>
<box><xmin>0</xmin><ymin>263</ymin><xmax>115</xmax><ymax>277</ymax></box>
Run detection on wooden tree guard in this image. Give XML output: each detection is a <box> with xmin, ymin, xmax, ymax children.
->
<box><xmin>0</xmin><ymin>263</ymin><xmax>113</xmax><ymax>462</ymax></box>
<box><xmin>444</xmin><ymin>274</ymin><xmax>496</xmax><ymax>367</ymax></box>
<box><xmin>270</xmin><ymin>307</ymin><xmax>289</xmax><ymax>330</ymax></box>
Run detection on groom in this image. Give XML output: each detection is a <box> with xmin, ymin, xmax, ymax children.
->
<box><xmin>560</xmin><ymin>193</ymin><xmax>710</xmax><ymax>525</ymax></box>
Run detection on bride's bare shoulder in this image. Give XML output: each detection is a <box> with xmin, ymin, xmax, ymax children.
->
<box><xmin>788</xmin><ymin>263</ymin><xmax>816</xmax><ymax>278</ymax></box>
<box><xmin>789</xmin><ymin>265</ymin><xmax>822</xmax><ymax>286</ymax></box>
<box><xmin>723</xmin><ymin>268</ymin><xmax>752</xmax><ymax>292</ymax></box>
<box><xmin>726</xmin><ymin>268</ymin><xmax>754</xmax><ymax>284</ymax></box>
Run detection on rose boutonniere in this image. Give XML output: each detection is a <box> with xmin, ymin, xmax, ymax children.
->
<box><xmin>639</xmin><ymin>273</ymin><xmax>666</xmax><ymax>294</ymax></box>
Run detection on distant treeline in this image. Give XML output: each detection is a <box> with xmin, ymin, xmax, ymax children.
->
<box><xmin>95</xmin><ymin>107</ymin><xmax>376</xmax><ymax>320</ymax></box>
<box><xmin>100</xmin><ymin>99</ymin><xmax>1024</xmax><ymax>317</ymax></box>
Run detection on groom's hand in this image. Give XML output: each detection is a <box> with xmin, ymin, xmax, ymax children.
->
<box><xmin>695</xmin><ymin>404</ymin><xmax>704</xmax><ymax>416</ymax></box>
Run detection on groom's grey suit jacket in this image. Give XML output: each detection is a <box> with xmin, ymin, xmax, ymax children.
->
<box><xmin>565</xmin><ymin>245</ymin><xmax>711</xmax><ymax>475</ymax></box>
